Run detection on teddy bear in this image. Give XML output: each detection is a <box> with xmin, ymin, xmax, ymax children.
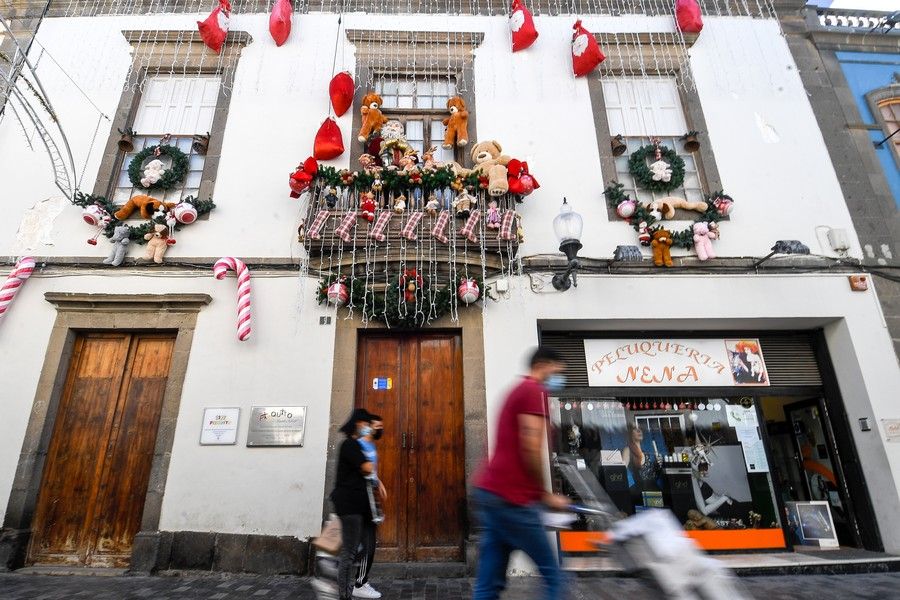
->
<box><xmin>650</xmin><ymin>197</ymin><xmax>711</xmax><ymax>219</ymax></box>
<box><xmin>470</xmin><ymin>140</ymin><xmax>511</xmax><ymax>197</ymax></box>
<box><xmin>393</xmin><ymin>194</ymin><xmax>407</xmax><ymax>215</ymax></box>
<box><xmin>651</xmin><ymin>228</ymin><xmax>674</xmax><ymax>267</ymax></box>
<box><xmin>692</xmin><ymin>221</ymin><xmax>716</xmax><ymax>261</ymax></box>
<box><xmin>140</xmin><ymin>159</ymin><xmax>167</xmax><ymax>188</ymax></box>
<box><xmin>103</xmin><ymin>225</ymin><xmax>131</xmax><ymax>267</ymax></box>
<box><xmin>683</xmin><ymin>509</ymin><xmax>719</xmax><ymax>530</ymax></box>
<box><xmin>114</xmin><ymin>194</ymin><xmax>174</xmax><ymax>221</ymax></box>
<box><xmin>442</xmin><ymin>96</ymin><xmax>469</xmax><ymax>149</ymax></box>
<box><xmin>143</xmin><ymin>223</ymin><xmax>170</xmax><ymax>264</ymax></box>
<box><xmin>425</xmin><ymin>194</ymin><xmax>440</xmax><ymax>217</ymax></box>
<box><xmin>359</xmin><ymin>192</ymin><xmax>376</xmax><ymax>222</ymax></box>
<box><xmin>649</xmin><ymin>158</ymin><xmax>673</xmax><ymax>182</ymax></box>
<box><xmin>486</xmin><ymin>200</ymin><xmax>501</xmax><ymax>230</ymax></box>
<box><xmin>358</xmin><ymin>92</ymin><xmax>388</xmax><ymax>143</ymax></box>
<box><xmin>453</xmin><ymin>189</ymin><xmax>476</xmax><ymax>218</ymax></box>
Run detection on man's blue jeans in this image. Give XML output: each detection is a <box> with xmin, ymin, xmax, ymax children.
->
<box><xmin>472</xmin><ymin>487</ymin><xmax>565</xmax><ymax>600</ymax></box>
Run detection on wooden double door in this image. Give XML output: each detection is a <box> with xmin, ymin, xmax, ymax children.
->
<box><xmin>355</xmin><ymin>333</ymin><xmax>466</xmax><ymax>562</ymax></box>
<box><xmin>28</xmin><ymin>332</ymin><xmax>175</xmax><ymax>567</ymax></box>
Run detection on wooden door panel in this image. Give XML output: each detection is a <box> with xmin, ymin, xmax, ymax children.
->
<box><xmin>91</xmin><ymin>335</ymin><xmax>174</xmax><ymax>564</ymax></box>
<box><xmin>29</xmin><ymin>334</ymin><xmax>131</xmax><ymax>562</ymax></box>
<box><xmin>355</xmin><ymin>337</ymin><xmax>406</xmax><ymax>562</ymax></box>
<box><xmin>410</xmin><ymin>335</ymin><xmax>465</xmax><ymax>561</ymax></box>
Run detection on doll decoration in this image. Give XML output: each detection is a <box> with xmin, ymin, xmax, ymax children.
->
<box><xmin>486</xmin><ymin>200</ymin><xmax>501</xmax><ymax>230</ymax></box>
<box><xmin>324</xmin><ymin>187</ymin><xmax>340</xmax><ymax>210</ymax></box>
<box><xmin>453</xmin><ymin>189</ymin><xmax>476</xmax><ymax>218</ymax></box>
<box><xmin>393</xmin><ymin>194</ymin><xmax>407</xmax><ymax>215</ymax></box>
<box><xmin>359</xmin><ymin>192</ymin><xmax>377</xmax><ymax>223</ymax></box>
<box><xmin>425</xmin><ymin>194</ymin><xmax>440</xmax><ymax>217</ymax></box>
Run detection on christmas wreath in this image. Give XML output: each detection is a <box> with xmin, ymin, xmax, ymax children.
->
<box><xmin>127</xmin><ymin>144</ymin><xmax>190</xmax><ymax>191</ymax></box>
<box><xmin>627</xmin><ymin>142</ymin><xmax>685</xmax><ymax>193</ymax></box>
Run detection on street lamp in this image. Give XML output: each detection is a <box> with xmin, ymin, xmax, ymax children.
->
<box><xmin>552</xmin><ymin>198</ymin><xmax>584</xmax><ymax>291</ymax></box>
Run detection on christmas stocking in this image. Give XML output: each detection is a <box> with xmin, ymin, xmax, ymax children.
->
<box><xmin>431</xmin><ymin>210</ymin><xmax>451</xmax><ymax>244</ymax></box>
<box><xmin>675</xmin><ymin>0</ymin><xmax>703</xmax><ymax>34</ymax></box>
<box><xmin>307</xmin><ymin>210</ymin><xmax>331</xmax><ymax>240</ymax></box>
<box><xmin>314</xmin><ymin>118</ymin><xmax>344</xmax><ymax>160</ymax></box>
<box><xmin>510</xmin><ymin>0</ymin><xmax>538</xmax><ymax>53</ymax></box>
<box><xmin>499</xmin><ymin>210</ymin><xmax>517</xmax><ymax>241</ymax></box>
<box><xmin>198</xmin><ymin>0</ymin><xmax>231</xmax><ymax>54</ymax></box>
<box><xmin>571</xmin><ymin>20</ymin><xmax>604</xmax><ymax>77</ymax></box>
<box><xmin>269</xmin><ymin>0</ymin><xmax>293</xmax><ymax>47</ymax></box>
<box><xmin>368</xmin><ymin>211</ymin><xmax>393</xmax><ymax>242</ymax></box>
<box><xmin>329</xmin><ymin>72</ymin><xmax>354</xmax><ymax>117</ymax></box>
<box><xmin>400</xmin><ymin>211</ymin><xmax>425</xmax><ymax>241</ymax></box>
<box><xmin>459</xmin><ymin>209</ymin><xmax>481</xmax><ymax>243</ymax></box>
<box><xmin>334</xmin><ymin>211</ymin><xmax>358</xmax><ymax>242</ymax></box>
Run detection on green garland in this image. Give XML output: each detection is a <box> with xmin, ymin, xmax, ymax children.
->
<box><xmin>603</xmin><ymin>182</ymin><xmax>731</xmax><ymax>250</ymax></box>
<box><xmin>127</xmin><ymin>144</ymin><xmax>189</xmax><ymax>191</ymax></box>
<box><xmin>627</xmin><ymin>143</ymin><xmax>685</xmax><ymax>193</ymax></box>
<box><xmin>72</xmin><ymin>190</ymin><xmax>215</xmax><ymax>244</ymax></box>
<box><xmin>315</xmin><ymin>164</ymin><xmax>482</xmax><ymax>196</ymax></box>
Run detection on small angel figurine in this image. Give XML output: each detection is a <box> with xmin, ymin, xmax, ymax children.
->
<box><xmin>486</xmin><ymin>200</ymin><xmax>501</xmax><ymax>230</ymax></box>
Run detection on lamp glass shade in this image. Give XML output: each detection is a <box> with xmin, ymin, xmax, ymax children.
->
<box><xmin>553</xmin><ymin>200</ymin><xmax>583</xmax><ymax>244</ymax></box>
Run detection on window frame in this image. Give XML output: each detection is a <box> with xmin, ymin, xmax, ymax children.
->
<box><xmin>866</xmin><ymin>85</ymin><xmax>900</xmax><ymax>172</ymax></box>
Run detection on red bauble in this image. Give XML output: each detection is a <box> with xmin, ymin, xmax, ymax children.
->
<box><xmin>675</xmin><ymin>0</ymin><xmax>703</xmax><ymax>34</ymax></box>
<box><xmin>457</xmin><ymin>278</ymin><xmax>480</xmax><ymax>305</ymax></box>
<box><xmin>329</xmin><ymin>72</ymin><xmax>354</xmax><ymax>117</ymax></box>
<box><xmin>313</xmin><ymin>118</ymin><xmax>345</xmax><ymax>160</ymax></box>
<box><xmin>571</xmin><ymin>20</ymin><xmax>604</xmax><ymax>77</ymax></box>
<box><xmin>326</xmin><ymin>281</ymin><xmax>349</xmax><ymax>307</ymax></box>
<box><xmin>198</xmin><ymin>0</ymin><xmax>231</xmax><ymax>54</ymax></box>
<box><xmin>509</xmin><ymin>0</ymin><xmax>538</xmax><ymax>52</ymax></box>
<box><xmin>269</xmin><ymin>0</ymin><xmax>293</xmax><ymax>46</ymax></box>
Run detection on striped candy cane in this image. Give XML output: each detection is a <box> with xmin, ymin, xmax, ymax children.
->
<box><xmin>213</xmin><ymin>257</ymin><xmax>252</xmax><ymax>342</ymax></box>
<box><xmin>0</xmin><ymin>257</ymin><xmax>36</xmax><ymax>324</ymax></box>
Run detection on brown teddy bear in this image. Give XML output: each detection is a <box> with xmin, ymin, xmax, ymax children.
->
<box><xmin>470</xmin><ymin>140</ymin><xmax>511</xmax><ymax>197</ymax></box>
<box><xmin>683</xmin><ymin>509</ymin><xmax>718</xmax><ymax>530</ymax></box>
<box><xmin>143</xmin><ymin>223</ymin><xmax>170</xmax><ymax>264</ymax></box>
<box><xmin>651</xmin><ymin>228</ymin><xmax>674</xmax><ymax>267</ymax></box>
<box><xmin>442</xmin><ymin>96</ymin><xmax>469</xmax><ymax>149</ymax></box>
<box><xmin>358</xmin><ymin>92</ymin><xmax>388</xmax><ymax>143</ymax></box>
<box><xmin>114</xmin><ymin>194</ymin><xmax>174</xmax><ymax>220</ymax></box>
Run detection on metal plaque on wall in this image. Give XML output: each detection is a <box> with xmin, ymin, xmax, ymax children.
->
<box><xmin>247</xmin><ymin>406</ymin><xmax>307</xmax><ymax>447</ymax></box>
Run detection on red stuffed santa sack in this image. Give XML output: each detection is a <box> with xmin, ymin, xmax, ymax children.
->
<box><xmin>313</xmin><ymin>117</ymin><xmax>345</xmax><ymax>160</ymax></box>
<box><xmin>675</xmin><ymin>0</ymin><xmax>703</xmax><ymax>34</ymax></box>
<box><xmin>509</xmin><ymin>0</ymin><xmax>538</xmax><ymax>52</ymax></box>
<box><xmin>571</xmin><ymin>20</ymin><xmax>604</xmax><ymax>77</ymax></box>
<box><xmin>198</xmin><ymin>0</ymin><xmax>231</xmax><ymax>54</ymax></box>
<box><xmin>329</xmin><ymin>72</ymin><xmax>354</xmax><ymax>117</ymax></box>
<box><xmin>269</xmin><ymin>0</ymin><xmax>293</xmax><ymax>47</ymax></box>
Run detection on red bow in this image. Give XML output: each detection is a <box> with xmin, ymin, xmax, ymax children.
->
<box><xmin>507</xmin><ymin>159</ymin><xmax>539</xmax><ymax>196</ymax></box>
<box><xmin>289</xmin><ymin>157</ymin><xmax>318</xmax><ymax>198</ymax></box>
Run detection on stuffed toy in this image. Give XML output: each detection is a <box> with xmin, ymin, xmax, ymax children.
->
<box><xmin>289</xmin><ymin>157</ymin><xmax>318</xmax><ymax>198</ymax></box>
<box><xmin>506</xmin><ymin>159</ymin><xmax>539</xmax><ymax>196</ymax></box>
<box><xmin>638</xmin><ymin>221</ymin><xmax>652</xmax><ymax>246</ymax></box>
<box><xmin>509</xmin><ymin>0</ymin><xmax>538</xmax><ymax>52</ymax></box>
<box><xmin>453</xmin><ymin>189</ymin><xmax>477</xmax><ymax>218</ymax></box>
<box><xmin>486</xmin><ymin>200</ymin><xmax>501</xmax><ymax>230</ymax></box>
<box><xmin>358</xmin><ymin>92</ymin><xmax>388</xmax><ymax>143</ymax></box>
<box><xmin>324</xmin><ymin>187</ymin><xmax>340</xmax><ymax>210</ymax></box>
<box><xmin>143</xmin><ymin>223</ymin><xmax>170</xmax><ymax>264</ymax></box>
<box><xmin>651</xmin><ymin>228</ymin><xmax>674</xmax><ymax>267</ymax></box>
<box><xmin>393</xmin><ymin>194</ymin><xmax>407</xmax><ymax>215</ymax></box>
<box><xmin>683</xmin><ymin>509</ymin><xmax>718</xmax><ymax>530</ymax></box>
<box><xmin>650</xmin><ymin>197</ymin><xmax>710</xmax><ymax>219</ymax></box>
<box><xmin>470</xmin><ymin>141</ymin><xmax>511</xmax><ymax>197</ymax></box>
<box><xmin>647</xmin><ymin>200</ymin><xmax>673</xmax><ymax>222</ymax></box>
<box><xmin>358</xmin><ymin>153</ymin><xmax>380</xmax><ymax>174</ymax></box>
<box><xmin>314</xmin><ymin>117</ymin><xmax>344</xmax><ymax>160</ymax></box>
<box><xmin>268</xmin><ymin>0</ymin><xmax>292</xmax><ymax>46</ymax></box>
<box><xmin>140</xmin><ymin>159</ymin><xmax>167</xmax><ymax>188</ymax></box>
<box><xmin>297</xmin><ymin>219</ymin><xmax>306</xmax><ymax>242</ymax></box>
<box><xmin>103</xmin><ymin>225</ymin><xmax>131</xmax><ymax>267</ymax></box>
<box><xmin>676</xmin><ymin>0</ymin><xmax>704</xmax><ymax>34</ymax></box>
<box><xmin>378</xmin><ymin>120</ymin><xmax>411</xmax><ymax>167</ymax></box>
<box><xmin>329</xmin><ymin>72</ymin><xmax>354</xmax><ymax>117</ymax></box>
<box><xmin>442</xmin><ymin>97</ymin><xmax>469</xmax><ymax>149</ymax></box>
<box><xmin>425</xmin><ymin>194</ymin><xmax>440</xmax><ymax>217</ymax></box>
<box><xmin>422</xmin><ymin>146</ymin><xmax>441</xmax><ymax>171</ymax></box>
<box><xmin>649</xmin><ymin>158</ymin><xmax>673</xmax><ymax>182</ymax></box>
<box><xmin>198</xmin><ymin>0</ymin><xmax>230</xmax><ymax>54</ymax></box>
<box><xmin>114</xmin><ymin>194</ymin><xmax>173</xmax><ymax>220</ymax></box>
<box><xmin>571</xmin><ymin>20</ymin><xmax>604</xmax><ymax>77</ymax></box>
<box><xmin>693</xmin><ymin>221</ymin><xmax>716</xmax><ymax>261</ymax></box>
<box><xmin>515</xmin><ymin>211</ymin><xmax>525</xmax><ymax>243</ymax></box>
<box><xmin>359</xmin><ymin>192</ymin><xmax>376</xmax><ymax>222</ymax></box>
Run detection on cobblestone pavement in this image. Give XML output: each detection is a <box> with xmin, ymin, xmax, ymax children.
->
<box><xmin>1</xmin><ymin>572</ymin><xmax>900</xmax><ymax>599</ymax></box>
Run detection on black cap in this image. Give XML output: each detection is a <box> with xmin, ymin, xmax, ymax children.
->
<box><xmin>339</xmin><ymin>408</ymin><xmax>376</xmax><ymax>435</ymax></box>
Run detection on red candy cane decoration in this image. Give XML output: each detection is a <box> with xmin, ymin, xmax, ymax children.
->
<box><xmin>213</xmin><ymin>257</ymin><xmax>252</xmax><ymax>342</ymax></box>
<box><xmin>0</xmin><ymin>257</ymin><xmax>35</xmax><ymax>324</ymax></box>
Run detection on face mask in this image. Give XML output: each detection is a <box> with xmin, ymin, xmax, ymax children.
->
<box><xmin>372</xmin><ymin>429</ymin><xmax>383</xmax><ymax>441</ymax></box>
<box><xmin>545</xmin><ymin>374</ymin><xmax>567</xmax><ymax>392</ymax></box>
<box><xmin>359</xmin><ymin>425</ymin><xmax>372</xmax><ymax>438</ymax></box>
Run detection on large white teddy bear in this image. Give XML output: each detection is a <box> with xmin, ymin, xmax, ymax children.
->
<box><xmin>140</xmin><ymin>159</ymin><xmax>167</xmax><ymax>187</ymax></box>
<box><xmin>649</xmin><ymin>159</ymin><xmax>673</xmax><ymax>182</ymax></box>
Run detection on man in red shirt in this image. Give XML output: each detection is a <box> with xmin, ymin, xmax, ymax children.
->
<box><xmin>472</xmin><ymin>347</ymin><xmax>570</xmax><ymax>600</ymax></box>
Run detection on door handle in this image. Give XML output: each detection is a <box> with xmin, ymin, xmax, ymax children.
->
<box><xmin>402</xmin><ymin>432</ymin><xmax>406</xmax><ymax>449</ymax></box>
<box><xmin>409</xmin><ymin>432</ymin><xmax>415</xmax><ymax>451</ymax></box>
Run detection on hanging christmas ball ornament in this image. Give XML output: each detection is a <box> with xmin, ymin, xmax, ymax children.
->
<box><xmin>713</xmin><ymin>194</ymin><xmax>734</xmax><ymax>216</ymax></box>
<box><xmin>509</xmin><ymin>0</ymin><xmax>538</xmax><ymax>52</ymax></box>
<box><xmin>269</xmin><ymin>0</ymin><xmax>293</xmax><ymax>46</ymax></box>
<box><xmin>571</xmin><ymin>20</ymin><xmax>605</xmax><ymax>77</ymax></box>
<box><xmin>675</xmin><ymin>0</ymin><xmax>704</xmax><ymax>34</ymax></box>
<box><xmin>198</xmin><ymin>0</ymin><xmax>231</xmax><ymax>54</ymax></box>
<box><xmin>616</xmin><ymin>199</ymin><xmax>636</xmax><ymax>219</ymax></box>
<box><xmin>326</xmin><ymin>280</ymin><xmax>349</xmax><ymax>307</ymax></box>
<box><xmin>457</xmin><ymin>278</ymin><xmax>480</xmax><ymax>305</ymax></box>
<box><xmin>289</xmin><ymin>157</ymin><xmax>319</xmax><ymax>198</ymax></box>
<box><xmin>173</xmin><ymin>201</ymin><xmax>198</xmax><ymax>224</ymax></box>
<box><xmin>329</xmin><ymin>72</ymin><xmax>355</xmax><ymax>117</ymax></box>
<box><xmin>82</xmin><ymin>204</ymin><xmax>109</xmax><ymax>226</ymax></box>
<box><xmin>313</xmin><ymin>117</ymin><xmax>345</xmax><ymax>161</ymax></box>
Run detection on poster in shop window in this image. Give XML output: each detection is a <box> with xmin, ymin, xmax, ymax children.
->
<box><xmin>584</xmin><ymin>338</ymin><xmax>770</xmax><ymax>387</ymax></box>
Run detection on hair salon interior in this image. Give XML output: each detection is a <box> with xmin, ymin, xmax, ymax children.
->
<box><xmin>1</xmin><ymin>0</ymin><xmax>899</xmax><ymax>577</ymax></box>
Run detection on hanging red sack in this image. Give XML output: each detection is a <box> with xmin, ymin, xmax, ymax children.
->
<box><xmin>198</xmin><ymin>0</ymin><xmax>231</xmax><ymax>54</ymax></box>
<box><xmin>313</xmin><ymin>117</ymin><xmax>345</xmax><ymax>160</ymax></box>
<box><xmin>571</xmin><ymin>20</ymin><xmax>604</xmax><ymax>77</ymax></box>
<box><xmin>269</xmin><ymin>0</ymin><xmax>293</xmax><ymax>46</ymax></box>
<box><xmin>509</xmin><ymin>0</ymin><xmax>538</xmax><ymax>53</ymax></box>
<box><xmin>329</xmin><ymin>72</ymin><xmax>354</xmax><ymax>117</ymax></box>
<box><xmin>675</xmin><ymin>0</ymin><xmax>703</xmax><ymax>34</ymax></box>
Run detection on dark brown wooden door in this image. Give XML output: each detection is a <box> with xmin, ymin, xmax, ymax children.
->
<box><xmin>355</xmin><ymin>333</ymin><xmax>466</xmax><ymax>562</ymax></box>
<box><xmin>28</xmin><ymin>332</ymin><xmax>175</xmax><ymax>567</ymax></box>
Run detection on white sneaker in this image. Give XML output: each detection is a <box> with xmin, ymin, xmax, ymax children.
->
<box><xmin>352</xmin><ymin>582</ymin><xmax>382</xmax><ymax>599</ymax></box>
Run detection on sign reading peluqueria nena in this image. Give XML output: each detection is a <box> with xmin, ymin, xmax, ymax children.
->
<box><xmin>584</xmin><ymin>339</ymin><xmax>769</xmax><ymax>387</ymax></box>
